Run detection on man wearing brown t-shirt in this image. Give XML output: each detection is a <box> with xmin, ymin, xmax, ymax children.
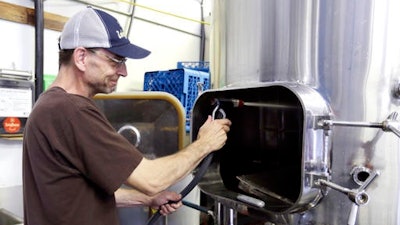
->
<box><xmin>23</xmin><ymin>6</ymin><xmax>231</xmax><ymax>225</ymax></box>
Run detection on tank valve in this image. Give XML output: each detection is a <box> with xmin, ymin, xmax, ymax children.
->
<box><xmin>350</xmin><ymin>166</ymin><xmax>373</xmax><ymax>186</ymax></box>
<box><xmin>315</xmin><ymin>170</ymin><xmax>379</xmax><ymax>225</ymax></box>
<box><xmin>392</xmin><ymin>80</ymin><xmax>400</xmax><ymax>99</ymax></box>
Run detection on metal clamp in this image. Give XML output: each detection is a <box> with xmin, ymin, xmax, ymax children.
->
<box><xmin>211</xmin><ymin>99</ymin><xmax>226</xmax><ymax>119</ymax></box>
<box><xmin>316</xmin><ymin>170</ymin><xmax>379</xmax><ymax>225</ymax></box>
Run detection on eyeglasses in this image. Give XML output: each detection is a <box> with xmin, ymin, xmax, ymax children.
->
<box><xmin>87</xmin><ymin>48</ymin><xmax>127</xmax><ymax>68</ymax></box>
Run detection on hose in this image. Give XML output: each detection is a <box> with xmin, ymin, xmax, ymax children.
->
<box><xmin>146</xmin><ymin>153</ymin><xmax>214</xmax><ymax>225</ymax></box>
<box><xmin>146</xmin><ymin>99</ymin><xmax>225</xmax><ymax>225</ymax></box>
<box><xmin>182</xmin><ymin>200</ymin><xmax>214</xmax><ymax>217</ymax></box>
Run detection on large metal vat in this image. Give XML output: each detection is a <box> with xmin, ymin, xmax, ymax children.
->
<box><xmin>191</xmin><ymin>0</ymin><xmax>400</xmax><ymax>224</ymax></box>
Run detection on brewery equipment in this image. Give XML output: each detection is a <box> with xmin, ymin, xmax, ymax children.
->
<box><xmin>189</xmin><ymin>1</ymin><xmax>400</xmax><ymax>224</ymax></box>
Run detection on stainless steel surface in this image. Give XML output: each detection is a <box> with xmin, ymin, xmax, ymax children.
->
<box><xmin>0</xmin><ymin>208</ymin><xmax>23</xmax><ymax>225</ymax></box>
<box><xmin>205</xmin><ymin>0</ymin><xmax>400</xmax><ymax>224</ymax></box>
<box><xmin>94</xmin><ymin>92</ymin><xmax>185</xmax><ymax>159</ymax></box>
<box><xmin>0</xmin><ymin>186</ymin><xmax>23</xmax><ymax>223</ymax></box>
<box><xmin>0</xmin><ymin>69</ymin><xmax>32</xmax><ymax>80</ymax></box>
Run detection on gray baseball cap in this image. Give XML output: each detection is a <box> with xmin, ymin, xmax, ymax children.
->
<box><xmin>59</xmin><ymin>6</ymin><xmax>150</xmax><ymax>59</ymax></box>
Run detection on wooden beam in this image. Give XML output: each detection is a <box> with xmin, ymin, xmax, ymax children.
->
<box><xmin>0</xmin><ymin>1</ymin><xmax>68</xmax><ymax>32</ymax></box>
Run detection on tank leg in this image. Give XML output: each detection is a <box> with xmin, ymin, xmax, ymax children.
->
<box><xmin>214</xmin><ymin>201</ymin><xmax>237</xmax><ymax>225</ymax></box>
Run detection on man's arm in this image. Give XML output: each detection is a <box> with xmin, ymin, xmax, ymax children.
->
<box><xmin>126</xmin><ymin>116</ymin><xmax>231</xmax><ymax>196</ymax></box>
<box><xmin>115</xmin><ymin>188</ymin><xmax>182</xmax><ymax>215</ymax></box>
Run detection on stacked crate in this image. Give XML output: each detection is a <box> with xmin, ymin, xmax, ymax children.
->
<box><xmin>144</xmin><ymin>66</ymin><xmax>210</xmax><ymax>131</ymax></box>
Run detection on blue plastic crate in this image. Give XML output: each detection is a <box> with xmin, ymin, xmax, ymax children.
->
<box><xmin>177</xmin><ymin>61</ymin><xmax>209</xmax><ymax>72</ymax></box>
<box><xmin>143</xmin><ymin>68</ymin><xmax>210</xmax><ymax>131</ymax></box>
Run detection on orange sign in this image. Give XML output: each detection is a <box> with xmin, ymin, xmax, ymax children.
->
<box><xmin>3</xmin><ymin>117</ymin><xmax>21</xmax><ymax>133</ymax></box>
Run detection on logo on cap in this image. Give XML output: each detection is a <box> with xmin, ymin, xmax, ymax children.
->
<box><xmin>116</xmin><ymin>30</ymin><xmax>127</xmax><ymax>39</ymax></box>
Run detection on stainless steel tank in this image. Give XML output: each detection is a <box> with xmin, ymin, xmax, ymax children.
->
<box><xmin>192</xmin><ymin>0</ymin><xmax>400</xmax><ymax>224</ymax></box>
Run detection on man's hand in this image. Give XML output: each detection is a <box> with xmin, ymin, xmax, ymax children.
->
<box><xmin>196</xmin><ymin>115</ymin><xmax>232</xmax><ymax>152</ymax></box>
<box><xmin>150</xmin><ymin>191</ymin><xmax>182</xmax><ymax>215</ymax></box>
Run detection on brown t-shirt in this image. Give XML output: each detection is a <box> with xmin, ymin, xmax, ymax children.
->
<box><xmin>23</xmin><ymin>87</ymin><xmax>143</xmax><ymax>225</ymax></box>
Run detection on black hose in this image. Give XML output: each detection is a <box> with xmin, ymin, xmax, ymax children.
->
<box><xmin>182</xmin><ymin>200</ymin><xmax>213</xmax><ymax>216</ymax></box>
<box><xmin>147</xmin><ymin>100</ymin><xmax>224</xmax><ymax>225</ymax></box>
<box><xmin>146</xmin><ymin>153</ymin><xmax>214</xmax><ymax>225</ymax></box>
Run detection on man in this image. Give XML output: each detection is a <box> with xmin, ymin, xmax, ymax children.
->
<box><xmin>23</xmin><ymin>6</ymin><xmax>231</xmax><ymax>225</ymax></box>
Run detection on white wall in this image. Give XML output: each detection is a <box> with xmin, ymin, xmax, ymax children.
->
<box><xmin>0</xmin><ymin>139</ymin><xmax>23</xmax><ymax>218</ymax></box>
<box><xmin>0</xmin><ymin>139</ymin><xmax>23</xmax><ymax>187</ymax></box>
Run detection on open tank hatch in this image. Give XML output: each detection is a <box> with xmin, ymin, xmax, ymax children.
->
<box><xmin>191</xmin><ymin>83</ymin><xmax>333</xmax><ymax>216</ymax></box>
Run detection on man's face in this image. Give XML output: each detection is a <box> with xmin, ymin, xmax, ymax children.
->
<box><xmin>85</xmin><ymin>48</ymin><xmax>128</xmax><ymax>95</ymax></box>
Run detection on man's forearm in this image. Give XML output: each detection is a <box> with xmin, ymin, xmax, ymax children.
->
<box><xmin>115</xmin><ymin>187</ymin><xmax>150</xmax><ymax>207</ymax></box>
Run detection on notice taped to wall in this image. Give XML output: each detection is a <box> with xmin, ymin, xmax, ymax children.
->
<box><xmin>0</xmin><ymin>87</ymin><xmax>33</xmax><ymax>138</ymax></box>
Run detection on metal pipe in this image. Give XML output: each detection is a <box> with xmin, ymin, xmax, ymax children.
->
<box><xmin>218</xmin><ymin>98</ymin><xmax>297</xmax><ymax>109</ymax></box>
<box><xmin>34</xmin><ymin>0</ymin><xmax>44</xmax><ymax>100</ymax></box>
<box><xmin>125</xmin><ymin>0</ymin><xmax>135</xmax><ymax>37</ymax></box>
<box><xmin>325</xmin><ymin>120</ymin><xmax>383</xmax><ymax>128</ymax></box>
<box><xmin>199</xmin><ymin>0</ymin><xmax>205</xmax><ymax>61</ymax></box>
<box><xmin>74</xmin><ymin>0</ymin><xmax>201</xmax><ymax>38</ymax></box>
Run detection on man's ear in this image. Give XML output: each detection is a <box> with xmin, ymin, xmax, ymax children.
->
<box><xmin>73</xmin><ymin>47</ymin><xmax>89</xmax><ymax>71</ymax></box>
